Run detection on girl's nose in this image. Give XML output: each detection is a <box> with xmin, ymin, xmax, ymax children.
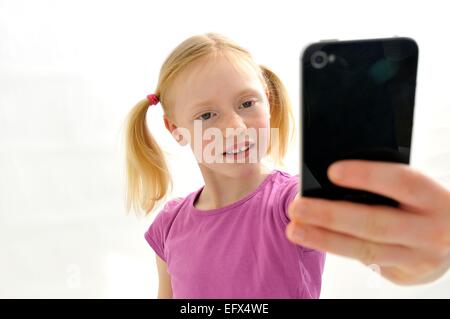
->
<box><xmin>221</xmin><ymin>112</ymin><xmax>247</xmax><ymax>136</ymax></box>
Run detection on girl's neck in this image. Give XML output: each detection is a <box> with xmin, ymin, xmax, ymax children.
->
<box><xmin>194</xmin><ymin>164</ymin><xmax>274</xmax><ymax>211</ymax></box>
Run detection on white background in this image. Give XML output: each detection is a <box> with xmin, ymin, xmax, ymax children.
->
<box><xmin>1</xmin><ymin>0</ymin><xmax>450</xmax><ymax>298</ymax></box>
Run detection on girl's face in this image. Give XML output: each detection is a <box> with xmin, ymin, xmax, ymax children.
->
<box><xmin>164</xmin><ymin>54</ymin><xmax>272</xmax><ymax>177</ymax></box>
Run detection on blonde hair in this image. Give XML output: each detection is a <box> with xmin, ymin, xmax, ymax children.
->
<box><xmin>123</xmin><ymin>32</ymin><xmax>296</xmax><ymax>216</ymax></box>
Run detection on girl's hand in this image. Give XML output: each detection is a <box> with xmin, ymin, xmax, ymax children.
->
<box><xmin>286</xmin><ymin>160</ymin><xmax>450</xmax><ymax>285</ymax></box>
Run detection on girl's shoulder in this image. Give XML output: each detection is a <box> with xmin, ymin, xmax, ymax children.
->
<box><xmin>272</xmin><ymin>169</ymin><xmax>300</xmax><ymax>186</ymax></box>
<box><xmin>270</xmin><ymin>170</ymin><xmax>300</xmax><ymax>223</ymax></box>
<box><xmin>155</xmin><ymin>196</ymin><xmax>185</xmax><ymax>218</ymax></box>
<box><xmin>145</xmin><ymin>196</ymin><xmax>186</xmax><ymax>241</ymax></box>
<box><xmin>151</xmin><ymin>186</ymin><xmax>199</xmax><ymax>220</ymax></box>
<box><xmin>162</xmin><ymin>196</ymin><xmax>185</xmax><ymax>211</ymax></box>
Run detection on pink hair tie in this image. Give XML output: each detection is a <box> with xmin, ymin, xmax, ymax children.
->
<box><xmin>146</xmin><ymin>93</ymin><xmax>159</xmax><ymax>106</ymax></box>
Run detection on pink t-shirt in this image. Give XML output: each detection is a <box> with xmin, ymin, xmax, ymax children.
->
<box><xmin>144</xmin><ymin>169</ymin><xmax>326</xmax><ymax>299</ymax></box>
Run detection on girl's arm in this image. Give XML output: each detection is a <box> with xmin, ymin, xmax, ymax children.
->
<box><xmin>155</xmin><ymin>255</ymin><xmax>173</xmax><ymax>299</ymax></box>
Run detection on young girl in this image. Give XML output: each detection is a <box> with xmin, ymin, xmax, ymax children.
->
<box><xmin>123</xmin><ymin>32</ymin><xmax>325</xmax><ymax>298</ymax></box>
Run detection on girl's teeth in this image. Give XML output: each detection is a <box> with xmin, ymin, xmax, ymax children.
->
<box><xmin>225</xmin><ymin>145</ymin><xmax>250</xmax><ymax>155</ymax></box>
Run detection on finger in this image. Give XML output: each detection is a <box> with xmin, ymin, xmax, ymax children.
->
<box><xmin>327</xmin><ymin>160</ymin><xmax>447</xmax><ymax>212</ymax></box>
<box><xmin>285</xmin><ymin>222</ymin><xmax>419</xmax><ymax>267</ymax></box>
<box><xmin>288</xmin><ymin>197</ymin><xmax>434</xmax><ymax>249</ymax></box>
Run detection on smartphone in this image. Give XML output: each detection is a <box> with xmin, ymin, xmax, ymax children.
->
<box><xmin>300</xmin><ymin>37</ymin><xmax>419</xmax><ymax>207</ymax></box>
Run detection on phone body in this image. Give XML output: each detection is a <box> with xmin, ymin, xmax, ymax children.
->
<box><xmin>300</xmin><ymin>37</ymin><xmax>419</xmax><ymax>207</ymax></box>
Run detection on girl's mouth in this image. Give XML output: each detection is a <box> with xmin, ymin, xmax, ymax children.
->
<box><xmin>222</xmin><ymin>143</ymin><xmax>254</xmax><ymax>160</ymax></box>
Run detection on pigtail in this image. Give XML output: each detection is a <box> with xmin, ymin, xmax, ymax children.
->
<box><xmin>123</xmin><ymin>97</ymin><xmax>172</xmax><ymax>216</ymax></box>
<box><xmin>260</xmin><ymin>64</ymin><xmax>297</xmax><ymax>168</ymax></box>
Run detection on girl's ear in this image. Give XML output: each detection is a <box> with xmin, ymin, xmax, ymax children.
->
<box><xmin>265</xmin><ymin>88</ymin><xmax>270</xmax><ymax>101</ymax></box>
<box><xmin>163</xmin><ymin>115</ymin><xmax>188</xmax><ymax>146</ymax></box>
<box><xmin>265</xmin><ymin>89</ymin><xmax>271</xmax><ymax>115</ymax></box>
<box><xmin>163</xmin><ymin>114</ymin><xmax>176</xmax><ymax>133</ymax></box>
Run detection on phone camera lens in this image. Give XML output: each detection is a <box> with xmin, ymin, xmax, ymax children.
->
<box><xmin>311</xmin><ymin>51</ymin><xmax>328</xmax><ymax>69</ymax></box>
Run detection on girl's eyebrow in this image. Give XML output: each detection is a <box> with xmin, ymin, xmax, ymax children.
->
<box><xmin>191</xmin><ymin>88</ymin><xmax>260</xmax><ymax>109</ymax></box>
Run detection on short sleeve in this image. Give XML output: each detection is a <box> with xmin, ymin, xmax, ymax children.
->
<box><xmin>144</xmin><ymin>198</ymin><xmax>182</xmax><ymax>262</ymax></box>
<box><xmin>276</xmin><ymin>174</ymin><xmax>300</xmax><ymax>225</ymax></box>
<box><xmin>276</xmin><ymin>173</ymin><xmax>325</xmax><ymax>256</ymax></box>
<box><xmin>144</xmin><ymin>212</ymin><xmax>167</xmax><ymax>262</ymax></box>
<box><xmin>300</xmin><ymin>249</ymin><xmax>327</xmax><ymax>298</ymax></box>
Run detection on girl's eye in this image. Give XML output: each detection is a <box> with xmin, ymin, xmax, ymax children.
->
<box><xmin>241</xmin><ymin>100</ymin><xmax>255</xmax><ymax>108</ymax></box>
<box><xmin>197</xmin><ymin>112</ymin><xmax>215</xmax><ymax>121</ymax></box>
<box><xmin>195</xmin><ymin>100</ymin><xmax>255</xmax><ymax>121</ymax></box>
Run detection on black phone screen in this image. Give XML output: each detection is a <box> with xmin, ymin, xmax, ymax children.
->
<box><xmin>300</xmin><ymin>37</ymin><xmax>419</xmax><ymax>207</ymax></box>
